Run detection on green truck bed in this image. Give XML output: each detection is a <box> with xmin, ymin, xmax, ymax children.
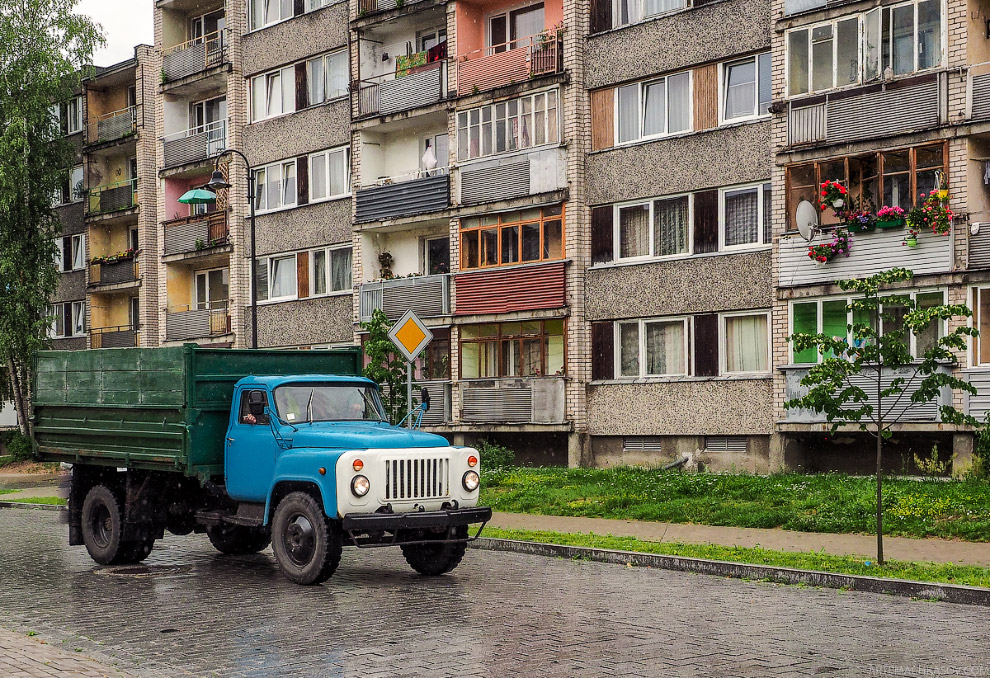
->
<box><xmin>33</xmin><ymin>345</ymin><xmax>362</xmax><ymax>479</ymax></box>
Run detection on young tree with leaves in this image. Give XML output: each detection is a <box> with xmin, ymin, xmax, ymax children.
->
<box><xmin>0</xmin><ymin>0</ymin><xmax>102</xmax><ymax>435</ymax></box>
<box><xmin>786</xmin><ymin>268</ymin><xmax>978</xmax><ymax>564</ymax></box>
<box><xmin>360</xmin><ymin>309</ymin><xmax>411</xmax><ymax>424</ymax></box>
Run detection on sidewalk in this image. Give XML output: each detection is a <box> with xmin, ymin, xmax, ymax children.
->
<box><xmin>0</xmin><ymin>627</ymin><xmax>132</xmax><ymax>677</ymax></box>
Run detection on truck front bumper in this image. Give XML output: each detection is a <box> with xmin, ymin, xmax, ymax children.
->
<box><xmin>341</xmin><ymin>506</ymin><xmax>492</xmax><ymax>547</ymax></box>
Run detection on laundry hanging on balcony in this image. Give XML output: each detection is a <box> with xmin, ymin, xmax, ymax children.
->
<box><xmin>426</xmin><ymin>40</ymin><xmax>447</xmax><ymax>63</ymax></box>
<box><xmin>395</xmin><ymin>50</ymin><xmax>427</xmax><ymax>77</ymax></box>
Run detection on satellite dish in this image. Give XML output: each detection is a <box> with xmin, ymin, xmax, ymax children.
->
<box><xmin>795</xmin><ymin>200</ymin><xmax>820</xmax><ymax>241</ymax></box>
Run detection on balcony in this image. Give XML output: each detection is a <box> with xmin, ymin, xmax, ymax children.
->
<box><xmin>454</xmin><ymin>261</ymin><xmax>565</xmax><ymax>316</ymax></box>
<box><xmin>162</xmin><ymin>119</ymin><xmax>227</xmax><ymax>169</ymax></box>
<box><xmin>88</xmin><ymin>106</ymin><xmax>136</xmax><ymax>145</ymax></box>
<box><xmin>457</xmin><ymin>38</ymin><xmax>561</xmax><ymax>97</ymax></box>
<box><xmin>87</xmin><ymin>179</ymin><xmax>137</xmax><ymax>216</ymax></box>
<box><xmin>359</xmin><ymin>274</ymin><xmax>450</xmax><ymax>322</ymax></box>
<box><xmin>782</xmin><ymin>365</ymin><xmax>954</xmax><ymax>424</ymax></box>
<box><xmin>166</xmin><ymin>302</ymin><xmax>230</xmax><ymax>341</ymax></box>
<box><xmin>356</xmin><ymin>0</ymin><xmax>429</xmax><ymax>16</ymax></box>
<box><xmin>460</xmin><ymin>377</ymin><xmax>565</xmax><ymax>424</ymax></box>
<box><xmin>161</xmin><ymin>30</ymin><xmax>227</xmax><ymax>83</ymax></box>
<box><xmin>458</xmin><ymin>146</ymin><xmax>566</xmax><ymax>206</ymax></box>
<box><xmin>90</xmin><ymin>325</ymin><xmax>138</xmax><ymax>349</ymax></box>
<box><xmin>163</xmin><ymin>211</ymin><xmax>229</xmax><ymax>256</ymax></box>
<box><xmin>358</xmin><ymin>61</ymin><xmax>446</xmax><ymax>117</ymax></box>
<box><xmin>383</xmin><ymin>380</ymin><xmax>452</xmax><ymax>425</ymax></box>
<box><xmin>354</xmin><ymin>170</ymin><xmax>450</xmax><ymax>223</ymax></box>
<box><xmin>89</xmin><ymin>257</ymin><xmax>138</xmax><ymax>287</ymax></box>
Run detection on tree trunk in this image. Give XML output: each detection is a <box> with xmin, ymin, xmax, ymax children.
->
<box><xmin>876</xmin><ymin>425</ymin><xmax>884</xmax><ymax>564</ymax></box>
<box><xmin>7</xmin><ymin>356</ymin><xmax>30</xmax><ymax>437</ymax></box>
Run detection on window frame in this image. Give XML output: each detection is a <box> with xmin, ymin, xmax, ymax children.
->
<box><xmin>458</xmin><ymin>319</ymin><xmax>567</xmax><ymax>379</ymax></box>
<box><xmin>612</xmin><ymin>192</ymin><xmax>693</xmax><ymax>262</ymax></box>
<box><xmin>611</xmin><ymin>0</ymin><xmax>689</xmax><ymax>30</ymax></box>
<box><xmin>719</xmin><ymin>310</ymin><xmax>772</xmax><ymax>376</ymax></box>
<box><xmin>248</xmin><ymin>0</ymin><xmax>293</xmax><ymax>32</ymax></box>
<box><xmin>455</xmin><ymin>89</ymin><xmax>561</xmax><ymax>162</ymax></box>
<box><xmin>249</xmin><ymin>65</ymin><xmax>296</xmax><ymax>122</ymax></box>
<box><xmin>309</xmin><ymin>245</ymin><xmax>353</xmax><ymax>297</ymax></box>
<box><xmin>718</xmin><ymin>181</ymin><xmax>773</xmax><ymax>252</ymax></box>
<box><xmin>613</xmin><ymin>316</ymin><xmax>690</xmax><ymax>379</ymax></box>
<box><xmin>459</xmin><ymin>205</ymin><xmax>565</xmax><ymax>270</ymax></box>
<box><xmin>252</xmin><ymin>159</ymin><xmax>297</xmax><ymax>214</ymax></box>
<box><xmin>308</xmin><ymin>146</ymin><xmax>351</xmax><ymax>203</ymax></box>
<box><xmin>65</xmin><ymin>96</ymin><xmax>83</xmax><ymax>135</ymax></box>
<box><xmin>262</xmin><ymin>253</ymin><xmax>298</xmax><ymax>303</ymax></box>
<box><xmin>50</xmin><ymin>301</ymin><xmax>86</xmax><ymax>338</ymax></box>
<box><xmin>613</xmin><ymin>70</ymin><xmax>693</xmax><ymax>146</ymax></box>
<box><xmin>306</xmin><ymin>49</ymin><xmax>349</xmax><ymax>105</ymax></box>
<box><xmin>718</xmin><ymin>52</ymin><xmax>772</xmax><ymax>124</ymax></box>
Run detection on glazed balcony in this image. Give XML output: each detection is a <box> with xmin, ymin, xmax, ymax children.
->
<box><xmin>163</xmin><ymin>211</ymin><xmax>229</xmax><ymax>256</ymax></box>
<box><xmin>165</xmin><ymin>301</ymin><xmax>230</xmax><ymax>341</ymax></box>
<box><xmin>354</xmin><ymin>169</ymin><xmax>450</xmax><ymax>223</ymax></box>
<box><xmin>359</xmin><ymin>273</ymin><xmax>451</xmax><ymax>321</ymax></box>
<box><xmin>89</xmin><ymin>257</ymin><xmax>138</xmax><ymax>287</ymax></box>
<box><xmin>161</xmin><ymin>30</ymin><xmax>228</xmax><ymax>83</ymax></box>
<box><xmin>460</xmin><ymin>376</ymin><xmax>565</xmax><ymax>424</ymax></box>
<box><xmin>162</xmin><ymin>119</ymin><xmax>227</xmax><ymax>169</ymax></box>
<box><xmin>457</xmin><ymin>38</ymin><xmax>561</xmax><ymax>97</ymax></box>
<box><xmin>358</xmin><ymin>61</ymin><xmax>446</xmax><ymax>117</ymax></box>
<box><xmin>88</xmin><ymin>106</ymin><xmax>136</xmax><ymax>145</ymax></box>
<box><xmin>87</xmin><ymin>179</ymin><xmax>137</xmax><ymax>217</ymax></box>
<box><xmin>90</xmin><ymin>325</ymin><xmax>138</xmax><ymax>349</ymax></box>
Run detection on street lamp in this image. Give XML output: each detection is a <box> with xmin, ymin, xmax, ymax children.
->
<box><xmin>178</xmin><ymin>149</ymin><xmax>257</xmax><ymax>349</ymax></box>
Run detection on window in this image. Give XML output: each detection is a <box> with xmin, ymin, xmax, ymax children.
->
<box><xmin>722</xmin><ymin>313</ymin><xmax>770</xmax><ymax>374</ymax></box>
<box><xmin>791</xmin><ymin>291</ymin><xmax>945</xmax><ymax>364</ymax></box>
<box><xmin>417</xmin><ymin>27</ymin><xmax>447</xmax><ymax>52</ymax></box>
<box><xmin>426</xmin><ymin>237</ymin><xmax>450</xmax><ymax>275</ymax></box>
<box><xmin>460</xmin><ymin>320</ymin><xmax>565</xmax><ymax>378</ymax></box>
<box><xmin>309</xmin><ymin>147</ymin><xmax>349</xmax><ymax>201</ymax></box>
<box><xmin>252</xmin><ymin>160</ymin><xmax>297</xmax><ymax>213</ymax></box>
<box><xmin>269</xmin><ymin>255</ymin><xmax>296</xmax><ymax>300</ymax></box>
<box><xmin>55</xmin><ymin>234</ymin><xmax>86</xmax><ymax>272</ymax></box>
<box><xmin>722</xmin><ymin>53</ymin><xmax>771</xmax><ymax>122</ymax></box>
<box><xmin>786</xmin><ymin>0</ymin><xmax>942</xmax><ymax>97</ymax></box>
<box><xmin>55</xmin><ymin>165</ymin><xmax>84</xmax><ymax>206</ymax></box>
<box><xmin>721</xmin><ymin>183</ymin><xmax>772</xmax><ymax>249</ymax></box>
<box><xmin>786</xmin><ymin>143</ymin><xmax>945</xmax><ymax>227</ymax></box>
<box><xmin>613</xmin><ymin>0</ymin><xmax>686</xmax><ymax>28</ymax></box>
<box><xmin>310</xmin><ymin>247</ymin><xmax>352</xmax><ymax>296</ymax></box>
<box><xmin>249</xmin><ymin>0</ymin><xmax>292</xmax><ymax>31</ymax></box>
<box><xmin>50</xmin><ymin>301</ymin><xmax>86</xmax><ymax>338</ymax></box>
<box><xmin>306</xmin><ymin>0</ymin><xmax>334</xmax><ymax>10</ymax></box>
<box><xmin>616</xmin><ymin>318</ymin><xmax>688</xmax><ymax>377</ymax></box>
<box><xmin>488</xmin><ymin>3</ymin><xmax>544</xmax><ymax>52</ymax></box>
<box><xmin>614</xmin><ymin>195</ymin><xmax>689</xmax><ymax>260</ymax></box>
<box><xmin>615</xmin><ymin>72</ymin><xmax>690</xmax><ymax>144</ymax></box>
<box><xmin>460</xmin><ymin>206</ymin><xmax>563</xmax><ymax>269</ymax></box>
<box><xmin>456</xmin><ymin>91</ymin><xmax>559</xmax><ymax>161</ymax></box>
<box><xmin>307</xmin><ymin>50</ymin><xmax>348</xmax><ymax>104</ymax></box>
<box><xmin>250</xmin><ymin>66</ymin><xmax>295</xmax><ymax>121</ymax></box>
<box><xmin>194</xmin><ymin>268</ymin><xmax>229</xmax><ymax>309</ymax></box>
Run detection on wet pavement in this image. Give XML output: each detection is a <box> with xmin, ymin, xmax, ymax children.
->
<box><xmin>1</xmin><ymin>507</ymin><xmax>988</xmax><ymax>677</ymax></box>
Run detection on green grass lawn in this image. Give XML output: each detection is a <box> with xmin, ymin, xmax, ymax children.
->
<box><xmin>0</xmin><ymin>489</ymin><xmax>15</xmax><ymax>496</ymax></box>
<box><xmin>480</xmin><ymin>468</ymin><xmax>990</xmax><ymax>542</ymax></box>
<box><xmin>2</xmin><ymin>496</ymin><xmax>65</xmax><ymax>505</ymax></box>
<box><xmin>484</xmin><ymin>527</ymin><xmax>990</xmax><ymax>589</ymax></box>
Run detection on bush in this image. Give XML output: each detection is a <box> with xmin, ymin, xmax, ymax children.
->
<box><xmin>478</xmin><ymin>439</ymin><xmax>515</xmax><ymax>469</ymax></box>
<box><xmin>971</xmin><ymin>416</ymin><xmax>990</xmax><ymax>479</ymax></box>
<box><xmin>1</xmin><ymin>431</ymin><xmax>33</xmax><ymax>461</ymax></box>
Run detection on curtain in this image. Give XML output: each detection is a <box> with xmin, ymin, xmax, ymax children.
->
<box><xmin>327</xmin><ymin>52</ymin><xmax>348</xmax><ymax>99</ymax></box>
<box><xmin>270</xmin><ymin>257</ymin><xmax>295</xmax><ymax>298</ymax></box>
<box><xmin>642</xmin><ymin>80</ymin><xmax>665</xmax><ymax>136</ymax></box>
<box><xmin>331</xmin><ymin>248</ymin><xmax>351</xmax><ymax>292</ymax></box>
<box><xmin>645</xmin><ymin>321</ymin><xmax>684</xmax><ymax>375</ymax></box>
<box><xmin>619</xmin><ymin>323</ymin><xmax>639</xmax><ymax>377</ymax></box>
<box><xmin>725</xmin><ymin>315</ymin><xmax>768</xmax><ymax>372</ymax></box>
<box><xmin>723</xmin><ymin>59</ymin><xmax>755</xmax><ymax>120</ymax></box>
<box><xmin>644</xmin><ymin>0</ymin><xmax>684</xmax><ymax>17</ymax></box>
<box><xmin>616</xmin><ymin>84</ymin><xmax>639</xmax><ymax>142</ymax></box>
<box><xmin>311</xmin><ymin>153</ymin><xmax>327</xmax><ymax>200</ymax></box>
<box><xmin>666</xmin><ymin>72</ymin><xmax>690</xmax><ymax>133</ymax></box>
<box><xmin>654</xmin><ymin>196</ymin><xmax>688</xmax><ymax>256</ymax></box>
<box><xmin>312</xmin><ymin>250</ymin><xmax>327</xmax><ymax>295</ymax></box>
<box><xmin>724</xmin><ymin>188</ymin><xmax>759</xmax><ymax>246</ymax></box>
<box><xmin>619</xmin><ymin>204</ymin><xmax>649</xmax><ymax>258</ymax></box>
<box><xmin>308</xmin><ymin>57</ymin><xmax>325</xmax><ymax>104</ymax></box>
<box><xmin>762</xmin><ymin>183</ymin><xmax>772</xmax><ymax>246</ymax></box>
<box><xmin>329</xmin><ymin>150</ymin><xmax>347</xmax><ymax>196</ymax></box>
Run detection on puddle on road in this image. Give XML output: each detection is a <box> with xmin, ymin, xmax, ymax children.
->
<box><xmin>96</xmin><ymin>564</ymin><xmax>192</xmax><ymax>578</ymax></box>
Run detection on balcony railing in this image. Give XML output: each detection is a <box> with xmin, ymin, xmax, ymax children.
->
<box><xmin>357</xmin><ymin>0</ymin><xmax>427</xmax><ymax>15</ymax></box>
<box><xmin>457</xmin><ymin>38</ymin><xmax>561</xmax><ymax>97</ymax></box>
<box><xmin>383</xmin><ymin>380</ymin><xmax>452</xmax><ymax>425</ymax></box>
<box><xmin>90</xmin><ymin>325</ymin><xmax>138</xmax><ymax>349</ymax></box>
<box><xmin>358</xmin><ymin>60</ymin><xmax>445</xmax><ymax>117</ymax></box>
<box><xmin>163</xmin><ymin>210</ymin><xmax>229</xmax><ymax>256</ymax></box>
<box><xmin>359</xmin><ymin>273</ymin><xmax>450</xmax><ymax>321</ymax></box>
<box><xmin>162</xmin><ymin>119</ymin><xmax>227</xmax><ymax>169</ymax></box>
<box><xmin>354</xmin><ymin>169</ymin><xmax>449</xmax><ymax>222</ymax></box>
<box><xmin>90</xmin><ymin>257</ymin><xmax>138</xmax><ymax>286</ymax></box>
<box><xmin>458</xmin><ymin>146</ymin><xmax>566</xmax><ymax>206</ymax></box>
<box><xmin>89</xmin><ymin>106</ymin><xmax>136</xmax><ymax>144</ymax></box>
<box><xmin>460</xmin><ymin>377</ymin><xmax>565</xmax><ymax>424</ymax></box>
<box><xmin>87</xmin><ymin>179</ymin><xmax>137</xmax><ymax>216</ymax></box>
<box><xmin>161</xmin><ymin>29</ymin><xmax>228</xmax><ymax>82</ymax></box>
<box><xmin>166</xmin><ymin>301</ymin><xmax>230</xmax><ymax>341</ymax></box>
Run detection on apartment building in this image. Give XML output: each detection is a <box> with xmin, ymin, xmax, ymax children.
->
<box><xmin>772</xmin><ymin>0</ymin><xmax>989</xmax><ymax>472</ymax></box>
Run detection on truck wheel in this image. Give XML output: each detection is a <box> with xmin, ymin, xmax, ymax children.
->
<box><xmin>80</xmin><ymin>484</ymin><xmax>128</xmax><ymax>565</ymax></box>
<box><xmin>400</xmin><ymin>525</ymin><xmax>469</xmax><ymax>576</ymax></box>
<box><xmin>206</xmin><ymin>524</ymin><xmax>271</xmax><ymax>555</ymax></box>
<box><xmin>271</xmin><ymin>492</ymin><xmax>342</xmax><ymax>585</ymax></box>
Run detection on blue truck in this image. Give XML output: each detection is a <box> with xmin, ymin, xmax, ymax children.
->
<box><xmin>33</xmin><ymin>346</ymin><xmax>490</xmax><ymax>585</ymax></box>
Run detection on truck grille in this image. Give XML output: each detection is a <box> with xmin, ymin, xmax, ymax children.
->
<box><xmin>384</xmin><ymin>457</ymin><xmax>449</xmax><ymax>501</ymax></box>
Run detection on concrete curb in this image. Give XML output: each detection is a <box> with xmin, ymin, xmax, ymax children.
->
<box><xmin>471</xmin><ymin>537</ymin><xmax>990</xmax><ymax>607</ymax></box>
<box><xmin>0</xmin><ymin>501</ymin><xmax>65</xmax><ymax>511</ymax></box>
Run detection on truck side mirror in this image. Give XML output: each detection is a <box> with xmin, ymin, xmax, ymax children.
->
<box><xmin>248</xmin><ymin>390</ymin><xmax>266</xmax><ymax>416</ymax></box>
<box><xmin>420</xmin><ymin>387</ymin><xmax>430</xmax><ymax>412</ymax></box>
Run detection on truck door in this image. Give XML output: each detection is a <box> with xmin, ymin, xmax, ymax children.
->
<box><xmin>225</xmin><ymin>388</ymin><xmax>278</xmax><ymax>502</ymax></box>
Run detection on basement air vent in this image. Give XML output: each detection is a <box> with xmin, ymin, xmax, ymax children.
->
<box><xmin>704</xmin><ymin>436</ymin><xmax>748</xmax><ymax>452</ymax></box>
<box><xmin>623</xmin><ymin>436</ymin><xmax>663</xmax><ymax>452</ymax></box>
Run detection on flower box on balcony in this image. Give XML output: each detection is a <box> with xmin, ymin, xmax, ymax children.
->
<box><xmin>876</xmin><ymin>218</ymin><xmax>905</xmax><ymax>229</ymax></box>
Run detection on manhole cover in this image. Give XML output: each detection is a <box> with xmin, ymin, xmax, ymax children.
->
<box><xmin>98</xmin><ymin>565</ymin><xmax>191</xmax><ymax>578</ymax></box>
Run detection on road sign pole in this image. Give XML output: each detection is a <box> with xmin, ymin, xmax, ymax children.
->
<box><xmin>407</xmin><ymin>360</ymin><xmax>413</xmax><ymax>429</ymax></box>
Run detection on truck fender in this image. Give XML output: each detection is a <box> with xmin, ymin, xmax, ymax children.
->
<box><xmin>264</xmin><ymin>451</ymin><xmax>343</xmax><ymax>524</ymax></box>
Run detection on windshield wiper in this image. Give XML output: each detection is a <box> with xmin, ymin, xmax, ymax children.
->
<box><xmin>306</xmin><ymin>389</ymin><xmax>315</xmax><ymax>424</ymax></box>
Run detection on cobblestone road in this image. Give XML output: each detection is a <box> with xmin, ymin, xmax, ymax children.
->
<box><xmin>1</xmin><ymin>507</ymin><xmax>988</xmax><ymax>678</ymax></box>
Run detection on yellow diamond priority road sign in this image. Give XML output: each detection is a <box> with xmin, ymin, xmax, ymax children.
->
<box><xmin>387</xmin><ymin>309</ymin><xmax>433</xmax><ymax>362</ymax></box>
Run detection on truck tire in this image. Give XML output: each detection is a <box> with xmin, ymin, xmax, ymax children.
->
<box><xmin>271</xmin><ymin>492</ymin><xmax>342</xmax><ymax>585</ymax></box>
<box><xmin>206</xmin><ymin>524</ymin><xmax>271</xmax><ymax>555</ymax></box>
<box><xmin>80</xmin><ymin>485</ymin><xmax>128</xmax><ymax>565</ymax></box>
<box><xmin>400</xmin><ymin>525</ymin><xmax>469</xmax><ymax>576</ymax></box>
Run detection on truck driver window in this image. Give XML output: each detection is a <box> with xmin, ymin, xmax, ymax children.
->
<box><xmin>273</xmin><ymin>382</ymin><xmax>386</xmax><ymax>423</ymax></box>
<box><xmin>239</xmin><ymin>390</ymin><xmax>269</xmax><ymax>425</ymax></box>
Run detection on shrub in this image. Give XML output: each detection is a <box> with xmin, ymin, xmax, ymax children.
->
<box><xmin>478</xmin><ymin>439</ymin><xmax>515</xmax><ymax>469</ymax></box>
<box><xmin>2</xmin><ymin>431</ymin><xmax>34</xmax><ymax>461</ymax></box>
<box><xmin>971</xmin><ymin>416</ymin><xmax>990</xmax><ymax>479</ymax></box>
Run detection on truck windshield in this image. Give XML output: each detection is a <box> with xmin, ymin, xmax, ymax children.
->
<box><xmin>273</xmin><ymin>383</ymin><xmax>386</xmax><ymax>423</ymax></box>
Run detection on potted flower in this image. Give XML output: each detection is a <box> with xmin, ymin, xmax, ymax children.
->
<box><xmin>903</xmin><ymin>228</ymin><xmax>919</xmax><ymax>248</ymax></box>
<box><xmin>907</xmin><ymin>191</ymin><xmax>953</xmax><ymax>236</ymax></box>
<box><xmin>875</xmin><ymin>205</ymin><xmax>906</xmax><ymax>229</ymax></box>
<box><xmin>378</xmin><ymin>251</ymin><xmax>394</xmax><ymax>280</ymax></box>
<box><xmin>819</xmin><ymin>180</ymin><xmax>847</xmax><ymax>210</ymax></box>
<box><xmin>807</xmin><ymin>228</ymin><xmax>851</xmax><ymax>267</ymax></box>
<box><xmin>843</xmin><ymin>210</ymin><xmax>875</xmax><ymax>233</ymax></box>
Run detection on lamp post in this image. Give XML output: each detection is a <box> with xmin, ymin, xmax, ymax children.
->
<box><xmin>178</xmin><ymin>149</ymin><xmax>257</xmax><ymax>349</ymax></box>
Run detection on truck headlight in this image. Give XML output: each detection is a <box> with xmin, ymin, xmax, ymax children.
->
<box><xmin>351</xmin><ymin>475</ymin><xmax>370</xmax><ymax>497</ymax></box>
<box><xmin>462</xmin><ymin>470</ymin><xmax>480</xmax><ymax>492</ymax></box>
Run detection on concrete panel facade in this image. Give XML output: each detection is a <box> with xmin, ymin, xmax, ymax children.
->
<box><xmin>254</xmin><ymin>198</ymin><xmax>352</xmax><ymax>256</ymax></box>
<box><xmin>241</xmin><ymin>2</ymin><xmax>349</xmax><ymax>77</ymax></box>
<box><xmin>242</xmin><ymin>100</ymin><xmax>352</xmax><ymax>166</ymax></box>
<box><xmin>254</xmin><ymin>293</ymin><xmax>354</xmax><ymax>347</ymax></box>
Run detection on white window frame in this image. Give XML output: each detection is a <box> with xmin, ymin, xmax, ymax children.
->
<box><xmin>719</xmin><ymin>311</ymin><xmax>772</xmax><ymax>376</ymax></box>
<box><xmin>249</xmin><ymin>0</ymin><xmax>293</xmax><ymax>31</ymax></box>
<box><xmin>611</xmin><ymin>0</ymin><xmax>688</xmax><ymax>29</ymax></box>
<box><xmin>50</xmin><ymin>301</ymin><xmax>86</xmax><ymax>338</ymax></box>
<box><xmin>56</xmin><ymin>234</ymin><xmax>85</xmax><ymax>272</ymax></box>
<box><xmin>252</xmin><ymin>159</ymin><xmax>297</xmax><ymax>214</ymax></box>
<box><xmin>718</xmin><ymin>52</ymin><xmax>772</xmax><ymax>124</ymax></box>
<box><xmin>308</xmin><ymin>146</ymin><xmax>350</xmax><ymax>203</ymax></box>
<box><xmin>456</xmin><ymin>89</ymin><xmax>561</xmax><ymax>162</ymax></box>
<box><xmin>718</xmin><ymin>181</ymin><xmax>772</xmax><ymax>252</ymax></box>
<box><xmin>613</xmin><ymin>71</ymin><xmax>692</xmax><ymax>146</ymax></box>
<box><xmin>65</xmin><ymin>96</ymin><xmax>82</xmax><ymax>135</ymax></box>
<box><xmin>266</xmin><ymin>253</ymin><xmax>298</xmax><ymax>302</ymax></box>
<box><xmin>249</xmin><ymin>66</ymin><xmax>296</xmax><ymax>122</ymax></box>
<box><xmin>306</xmin><ymin>0</ymin><xmax>335</xmax><ymax>11</ymax></box>
<box><xmin>613</xmin><ymin>317</ymin><xmax>690</xmax><ymax>379</ymax></box>
<box><xmin>612</xmin><ymin>192</ymin><xmax>693</xmax><ymax>262</ymax></box>
<box><xmin>307</xmin><ymin>49</ymin><xmax>349</xmax><ymax>105</ymax></box>
<box><xmin>69</xmin><ymin>165</ymin><xmax>84</xmax><ymax>203</ymax></box>
<box><xmin>309</xmin><ymin>245</ymin><xmax>352</xmax><ymax>297</ymax></box>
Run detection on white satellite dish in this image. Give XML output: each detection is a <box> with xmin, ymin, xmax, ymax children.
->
<box><xmin>795</xmin><ymin>200</ymin><xmax>820</xmax><ymax>241</ymax></box>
